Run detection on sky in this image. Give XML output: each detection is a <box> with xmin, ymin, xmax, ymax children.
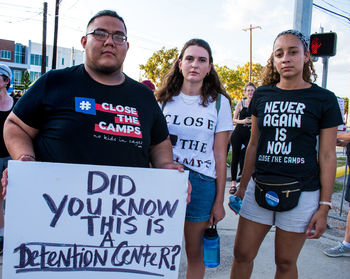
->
<box><xmin>0</xmin><ymin>0</ymin><xmax>349</xmax><ymax>98</ymax></box>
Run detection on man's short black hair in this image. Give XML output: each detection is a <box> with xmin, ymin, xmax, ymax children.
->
<box><xmin>87</xmin><ymin>10</ymin><xmax>127</xmax><ymax>33</ymax></box>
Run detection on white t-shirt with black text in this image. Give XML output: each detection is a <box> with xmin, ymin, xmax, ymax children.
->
<box><xmin>162</xmin><ymin>92</ymin><xmax>233</xmax><ymax>178</ymax></box>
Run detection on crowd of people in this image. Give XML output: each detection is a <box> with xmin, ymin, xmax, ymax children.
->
<box><xmin>0</xmin><ymin>9</ymin><xmax>348</xmax><ymax>279</ymax></box>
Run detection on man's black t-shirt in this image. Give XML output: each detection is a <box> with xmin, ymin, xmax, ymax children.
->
<box><xmin>13</xmin><ymin>65</ymin><xmax>169</xmax><ymax>167</ymax></box>
<box><xmin>250</xmin><ymin>84</ymin><xmax>343</xmax><ymax>190</ymax></box>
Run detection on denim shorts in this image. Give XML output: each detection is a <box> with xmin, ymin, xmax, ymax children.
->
<box><xmin>240</xmin><ymin>178</ymin><xmax>319</xmax><ymax>233</ymax></box>
<box><xmin>185</xmin><ymin>169</ymin><xmax>216</xmax><ymax>222</ymax></box>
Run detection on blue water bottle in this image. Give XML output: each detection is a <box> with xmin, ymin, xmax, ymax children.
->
<box><xmin>228</xmin><ymin>195</ymin><xmax>242</xmax><ymax>214</ymax></box>
<box><xmin>203</xmin><ymin>225</ymin><xmax>220</xmax><ymax>268</ymax></box>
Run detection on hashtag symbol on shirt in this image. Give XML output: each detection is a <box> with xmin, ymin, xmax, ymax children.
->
<box><xmin>79</xmin><ymin>101</ymin><xmax>91</xmax><ymax>110</ymax></box>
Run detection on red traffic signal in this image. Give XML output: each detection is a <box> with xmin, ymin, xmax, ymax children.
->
<box><xmin>310</xmin><ymin>32</ymin><xmax>337</xmax><ymax>57</ymax></box>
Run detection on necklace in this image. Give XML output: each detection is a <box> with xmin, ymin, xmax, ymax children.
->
<box><xmin>180</xmin><ymin>93</ymin><xmax>199</xmax><ymax>105</ymax></box>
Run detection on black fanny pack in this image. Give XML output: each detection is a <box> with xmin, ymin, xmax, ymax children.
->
<box><xmin>254</xmin><ymin>174</ymin><xmax>302</xmax><ymax>212</ymax></box>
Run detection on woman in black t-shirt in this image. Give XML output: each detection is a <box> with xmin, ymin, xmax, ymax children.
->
<box><xmin>230</xmin><ymin>30</ymin><xmax>343</xmax><ymax>278</ymax></box>
<box><xmin>229</xmin><ymin>82</ymin><xmax>255</xmax><ymax>194</ymax></box>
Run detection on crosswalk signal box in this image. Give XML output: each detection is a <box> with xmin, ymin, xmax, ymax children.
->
<box><xmin>310</xmin><ymin>32</ymin><xmax>337</xmax><ymax>57</ymax></box>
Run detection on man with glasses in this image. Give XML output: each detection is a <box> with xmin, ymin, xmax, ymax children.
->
<box><xmin>3</xmin><ymin>10</ymin><xmax>181</xmax><ymax>174</ymax></box>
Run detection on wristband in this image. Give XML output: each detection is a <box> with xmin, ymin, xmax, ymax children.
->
<box><xmin>319</xmin><ymin>201</ymin><xmax>332</xmax><ymax>209</ymax></box>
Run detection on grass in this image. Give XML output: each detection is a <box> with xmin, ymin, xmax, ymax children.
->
<box><xmin>227</xmin><ymin>151</ymin><xmax>232</xmax><ymax>165</ymax></box>
<box><xmin>334</xmin><ymin>181</ymin><xmax>345</xmax><ymax>192</ymax></box>
<box><xmin>337</xmin><ymin>156</ymin><xmax>346</xmax><ymax>167</ymax></box>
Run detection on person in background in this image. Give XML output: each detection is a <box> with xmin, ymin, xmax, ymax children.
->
<box><xmin>0</xmin><ymin>64</ymin><xmax>16</xmax><ymax>254</ymax></box>
<box><xmin>230</xmin><ymin>29</ymin><xmax>343</xmax><ymax>278</ymax></box>
<box><xmin>156</xmin><ymin>38</ymin><xmax>233</xmax><ymax>279</ymax></box>
<box><xmin>229</xmin><ymin>82</ymin><xmax>255</xmax><ymax>194</ymax></box>
<box><xmin>141</xmin><ymin>79</ymin><xmax>156</xmax><ymax>92</ymax></box>
<box><xmin>10</xmin><ymin>91</ymin><xmax>22</xmax><ymax>101</ymax></box>
<box><xmin>323</xmin><ymin>133</ymin><xmax>350</xmax><ymax>257</ymax></box>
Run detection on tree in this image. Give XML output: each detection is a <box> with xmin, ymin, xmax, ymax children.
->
<box><xmin>236</xmin><ymin>62</ymin><xmax>264</xmax><ymax>88</ymax></box>
<box><xmin>342</xmin><ymin>97</ymin><xmax>349</xmax><ymax>124</ymax></box>
<box><xmin>17</xmin><ymin>70</ymin><xmax>31</xmax><ymax>92</ymax></box>
<box><xmin>139</xmin><ymin>47</ymin><xmax>178</xmax><ymax>88</ymax></box>
<box><xmin>215</xmin><ymin>62</ymin><xmax>264</xmax><ymax>104</ymax></box>
<box><xmin>214</xmin><ymin>65</ymin><xmax>244</xmax><ymax>102</ymax></box>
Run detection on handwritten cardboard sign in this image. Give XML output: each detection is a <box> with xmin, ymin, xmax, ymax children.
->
<box><xmin>3</xmin><ymin>161</ymin><xmax>188</xmax><ymax>278</ymax></box>
<box><xmin>337</xmin><ymin>97</ymin><xmax>346</xmax><ymax>132</ymax></box>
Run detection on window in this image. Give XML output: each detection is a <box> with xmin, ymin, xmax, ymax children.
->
<box><xmin>29</xmin><ymin>71</ymin><xmax>41</xmax><ymax>82</ymax></box>
<box><xmin>62</xmin><ymin>58</ymin><xmax>64</xmax><ymax>65</ymax></box>
<box><xmin>72</xmin><ymin>59</ymin><xmax>75</xmax><ymax>66</ymax></box>
<box><xmin>1</xmin><ymin>50</ymin><xmax>11</xmax><ymax>60</ymax></box>
<box><xmin>30</xmin><ymin>54</ymin><xmax>40</xmax><ymax>65</ymax></box>
<box><xmin>30</xmin><ymin>54</ymin><xmax>48</xmax><ymax>66</ymax></box>
<box><xmin>13</xmin><ymin>70</ymin><xmax>22</xmax><ymax>85</ymax></box>
<box><xmin>15</xmin><ymin>44</ymin><xmax>25</xmax><ymax>64</ymax></box>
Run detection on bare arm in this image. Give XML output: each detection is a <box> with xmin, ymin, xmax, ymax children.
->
<box><xmin>210</xmin><ymin>131</ymin><xmax>229</xmax><ymax>225</ymax></box>
<box><xmin>2</xmin><ymin>112</ymin><xmax>38</xmax><ymax>198</ymax></box>
<box><xmin>233</xmin><ymin>101</ymin><xmax>251</xmax><ymax>125</ymax></box>
<box><xmin>235</xmin><ymin>115</ymin><xmax>259</xmax><ymax>198</ymax></box>
<box><xmin>337</xmin><ymin>131</ymin><xmax>350</xmax><ymax>142</ymax></box>
<box><xmin>4</xmin><ymin>112</ymin><xmax>38</xmax><ymax>160</ymax></box>
<box><xmin>149</xmin><ymin>137</ymin><xmax>177</xmax><ymax>169</ymax></box>
<box><xmin>306</xmin><ymin>126</ymin><xmax>337</xmax><ymax>239</ymax></box>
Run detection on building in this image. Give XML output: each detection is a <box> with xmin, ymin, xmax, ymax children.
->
<box><xmin>0</xmin><ymin>38</ymin><xmax>84</xmax><ymax>90</ymax></box>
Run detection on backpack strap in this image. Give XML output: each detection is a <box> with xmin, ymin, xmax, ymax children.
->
<box><xmin>215</xmin><ymin>94</ymin><xmax>221</xmax><ymax>115</ymax></box>
<box><xmin>161</xmin><ymin>102</ymin><xmax>166</xmax><ymax>112</ymax></box>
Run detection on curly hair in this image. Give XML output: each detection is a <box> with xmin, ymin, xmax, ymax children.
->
<box><xmin>155</xmin><ymin>39</ymin><xmax>230</xmax><ymax>106</ymax></box>
<box><xmin>261</xmin><ymin>33</ymin><xmax>317</xmax><ymax>86</ymax></box>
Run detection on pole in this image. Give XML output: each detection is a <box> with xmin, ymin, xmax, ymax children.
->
<box><xmin>293</xmin><ymin>0</ymin><xmax>313</xmax><ymax>37</ymax></box>
<box><xmin>52</xmin><ymin>0</ymin><xmax>60</xmax><ymax>69</ymax></box>
<box><xmin>41</xmin><ymin>2</ymin><xmax>47</xmax><ymax>75</ymax></box>
<box><xmin>322</xmin><ymin>57</ymin><xmax>329</xmax><ymax>88</ymax></box>
<box><xmin>319</xmin><ymin>27</ymin><xmax>329</xmax><ymax>89</ymax></box>
<box><xmin>249</xmin><ymin>25</ymin><xmax>252</xmax><ymax>82</ymax></box>
<box><xmin>243</xmin><ymin>25</ymin><xmax>261</xmax><ymax>82</ymax></box>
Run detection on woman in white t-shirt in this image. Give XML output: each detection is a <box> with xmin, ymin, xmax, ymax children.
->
<box><xmin>156</xmin><ymin>39</ymin><xmax>233</xmax><ymax>278</ymax></box>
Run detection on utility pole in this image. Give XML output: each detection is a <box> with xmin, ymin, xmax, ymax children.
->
<box><xmin>319</xmin><ymin>27</ymin><xmax>329</xmax><ymax>88</ymax></box>
<box><xmin>41</xmin><ymin>2</ymin><xmax>47</xmax><ymax>75</ymax></box>
<box><xmin>52</xmin><ymin>0</ymin><xmax>61</xmax><ymax>69</ymax></box>
<box><xmin>293</xmin><ymin>0</ymin><xmax>313</xmax><ymax>37</ymax></box>
<box><xmin>242</xmin><ymin>24</ymin><xmax>261</xmax><ymax>82</ymax></box>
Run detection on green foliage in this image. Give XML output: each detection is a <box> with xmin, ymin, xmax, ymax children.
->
<box><xmin>333</xmin><ymin>181</ymin><xmax>343</xmax><ymax>192</ymax></box>
<box><xmin>236</xmin><ymin>62</ymin><xmax>263</xmax><ymax>88</ymax></box>
<box><xmin>215</xmin><ymin>62</ymin><xmax>263</xmax><ymax>103</ymax></box>
<box><xmin>227</xmin><ymin>150</ymin><xmax>232</xmax><ymax>165</ymax></box>
<box><xmin>214</xmin><ymin>65</ymin><xmax>244</xmax><ymax>102</ymax></box>
<box><xmin>343</xmin><ymin>97</ymin><xmax>349</xmax><ymax>115</ymax></box>
<box><xmin>139</xmin><ymin>47</ymin><xmax>179</xmax><ymax>88</ymax></box>
<box><xmin>16</xmin><ymin>70</ymin><xmax>31</xmax><ymax>92</ymax></box>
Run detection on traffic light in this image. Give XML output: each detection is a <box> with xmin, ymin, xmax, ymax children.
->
<box><xmin>310</xmin><ymin>32</ymin><xmax>337</xmax><ymax>57</ymax></box>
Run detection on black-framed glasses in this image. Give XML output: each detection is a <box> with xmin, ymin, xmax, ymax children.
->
<box><xmin>86</xmin><ymin>29</ymin><xmax>127</xmax><ymax>45</ymax></box>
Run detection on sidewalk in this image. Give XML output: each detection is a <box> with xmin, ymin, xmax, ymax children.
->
<box><xmin>178</xmin><ymin>172</ymin><xmax>350</xmax><ymax>278</ymax></box>
<box><xmin>0</xmin><ymin>174</ymin><xmax>348</xmax><ymax>278</ymax></box>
